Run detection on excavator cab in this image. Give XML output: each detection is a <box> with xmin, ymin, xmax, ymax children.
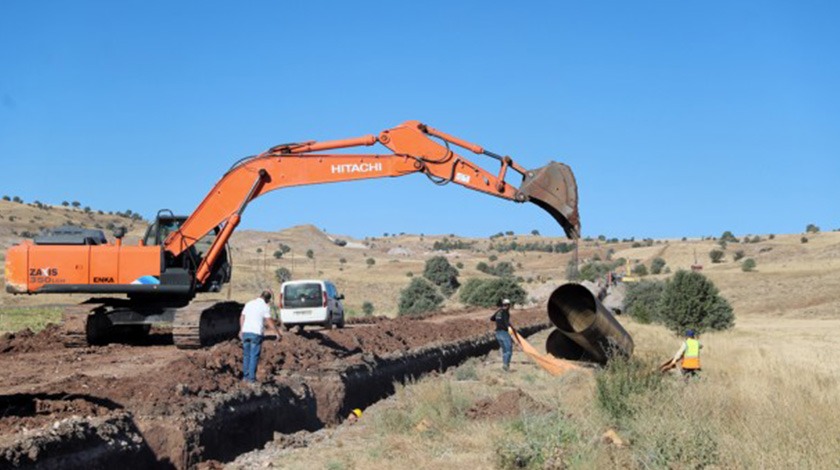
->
<box><xmin>143</xmin><ymin>212</ymin><xmax>231</xmax><ymax>293</ymax></box>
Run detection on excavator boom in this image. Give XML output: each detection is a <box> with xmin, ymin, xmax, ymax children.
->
<box><xmin>165</xmin><ymin>120</ymin><xmax>580</xmax><ymax>286</ymax></box>
<box><xmin>4</xmin><ymin>120</ymin><xmax>580</xmax><ymax>348</ymax></box>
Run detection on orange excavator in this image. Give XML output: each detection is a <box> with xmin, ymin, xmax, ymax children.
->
<box><xmin>4</xmin><ymin>120</ymin><xmax>581</xmax><ymax>348</ymax></box>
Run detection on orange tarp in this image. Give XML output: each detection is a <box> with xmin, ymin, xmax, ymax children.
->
<box><xmin>509</xmin><ymin>327</ymin><xmax>582</xmax><ymax>376</ymax></box>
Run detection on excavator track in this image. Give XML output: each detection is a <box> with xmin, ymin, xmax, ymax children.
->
<box><xmin>172</xmin><ymin>300</ymin><xmax>242</xmax><ymax>349</ymax></box>
<box><xmin>61</xmin><ymin>301</ymin><xmax>109</xmax><ymax>348</ymax></box>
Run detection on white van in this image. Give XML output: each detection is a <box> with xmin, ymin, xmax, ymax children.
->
<box><xmin>279</xmin><ymin>279</ymin><xmax>345</xmax><ymax>330</ymax></box>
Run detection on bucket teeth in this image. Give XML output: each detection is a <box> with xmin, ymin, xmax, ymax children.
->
<box><xmin>519</xmin><ymin>162</ymin><xmax>580</xmax><ymax>239</ymax></box>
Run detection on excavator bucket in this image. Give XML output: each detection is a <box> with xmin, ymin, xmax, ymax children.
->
<box><xmin>518</xmin><ymin>162</ymin><xmax>581</xmax><ymax>239</ymax></box>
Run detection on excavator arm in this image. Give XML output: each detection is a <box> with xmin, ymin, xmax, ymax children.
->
<box><xmin>163</xmin><ymin>120</ymin><xmax>581</xmax><ymax>288</ymax></box>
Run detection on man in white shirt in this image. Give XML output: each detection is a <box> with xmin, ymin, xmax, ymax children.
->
<box><xmin>239</xmin><ymin>290</ymin><xmax>282</xmax><ymax>383</ymax></box>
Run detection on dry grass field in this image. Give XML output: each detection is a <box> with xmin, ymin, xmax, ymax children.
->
<box><xmin>2</xmin><ymin>199</ymin><xmax>839</xmax><ymax>468</ymax></box>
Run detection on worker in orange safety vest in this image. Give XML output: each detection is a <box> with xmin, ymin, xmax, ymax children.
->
<box><xmin>668</xmin><ymin>329</ymin><xmax>702</xmax><ymax>380</ymax></box>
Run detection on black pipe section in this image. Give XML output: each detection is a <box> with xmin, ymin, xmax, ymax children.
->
<box><xmin>544</xmin><ymin>329</ymin><xmax>590</xmax><ymax>361</ymax></box>
<box><xmin>547</xmin><ymin>283</ymin><xmax>634</xmax><ymax>363</ymax></box>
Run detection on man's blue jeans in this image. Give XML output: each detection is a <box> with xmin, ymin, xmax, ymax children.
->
<box><xmin>242</xmin><ymin>333</ymin><xmax>263</xmax><ymax>382</ymax></box>
<box><xmin>495</xmin><ymin>330</ymin><xmax>513</xmax><ymax>369</ymax></box>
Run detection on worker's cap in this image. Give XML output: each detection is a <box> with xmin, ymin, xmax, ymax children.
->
<box><xmin>501</xmin><ymin>299</ymin><xmax>511</xmax><ymax>305</ymax></box>
<box><xmin>352</xmin><ymin>408</ymin><xmax>362</xmax><ymax>418</ymax></box>
<box><xmin>685</xmin><ymin>329</ymin><xmax>695</xmax><ymax>337</ymax></box>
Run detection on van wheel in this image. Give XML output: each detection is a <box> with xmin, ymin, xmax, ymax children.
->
<box><xmin>337</xmin><ymin>315</ymin><xmax>345</xmax><ymax>329</ymax></box>
<box><xmin>323</xmin><ymin>317</ymin><xmax>333</xmax><ymax>330</ymax></box>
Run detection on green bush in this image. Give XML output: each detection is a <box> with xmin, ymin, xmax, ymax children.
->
<box><xmin>495</xmin><ymin>412</ymin><xmax>578</xmax><ymax>469</ymax></box>
<box><xmin>306</xmin><ymin>249</ymin><xmax>314</xmax><ymax>259</ymax></box>
<box><xmin>720</xmin><ymin>230</ymin><xmax>738</xmax><ymax>243</ymax></box>
<box><xmin>806</xmin><ymin>223</ymin><xmax>820</xmax><ymax>233</ymax></box>
<box><xmin>423</xmin><ymin>256</ymin><xmax>460</xmax><ymax>297</ymax></box>
<box><xmin>459</xmin><ymin>277</ymin><xmax>526</xmax><ymax>307</ymax></box>
<box><xmin>578</xmin><ymin>261</ymin><xmax>611</xmax><ymax>282</ymax></box>
<box><xmin>733</xmin><ymin>250</ymin><xmax>745</xmax><ymax>261</ymax></box>
<box><xmin>366</xmin><ymin>257</ymin><xmax>376</xmax><ymax>267</ymax></box>
<box><xmin>625</xmin><ymin>280</ymin><xmax>666</xmax><ymax>324</ymax></box>
<box><xmin>658</xmin><ymin>270</ymin><xmax>734</xmax><ymax>334</ymax></box>
<box><xmin>398</xmin><ymin>278</ymin><xmax>443</xmax><ymax>315</ymax></box>
<box><xmin>708</xmin><ymin>249</ymin><xmax>724</xmax><ymax>263</ymax></box>
<box><xmin>801</xmin><ymin>236</ymin><xmax>809</xmax><ymax>244</ymax></box>
<box><xmin>595</xmin><ymin>356</ymin><xmax>663</xmax><ymax>426</ymax></box>
<box><xmin>476</xmin><ymin>261</ymin><xmax>515</xmax><ymax>277</ymax></box>
<box><xmin>650</xmin><ymin>257</ymin><xmax>666</xmax><ymax>275</ymax></box>
<box><xmin>273</xmin><ymin>250</ymin><xmax>284</xmax><ymax>259</ymax></box>
<box><xmin>274</xmin><ymin>267</ymin><xmax>292</xmax><ymax>283</ymax></box>
<box><xmin>741</xmin><ymin>258</ymin><xmax>756</xmax><ymax>272</ymax></box>
<box><xmin>362</xmin><ymin>301</ymin><xmax>374</xmax><ymax>316</ymax></box>
<box><xmin>632</xmin><ymin>263</ymin><xmax>648</xmax><ymax>277</ymax></box>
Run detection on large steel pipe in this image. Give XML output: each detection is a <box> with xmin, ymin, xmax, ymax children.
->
<box><xmin>547</xmin><ymin>283</ymin><xmax>634</xmax><ymax>363</ymax></box>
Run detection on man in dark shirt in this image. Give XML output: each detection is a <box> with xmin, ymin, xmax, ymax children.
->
<box><xmin>490</xmin><ymin>298</ymin><xmax>513</xmax><ymax>371</ymax></box>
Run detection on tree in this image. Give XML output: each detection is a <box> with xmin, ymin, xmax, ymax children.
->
<box><xmin>625</xmin><ymin>279</ymin><xmax>666</xmax><ymax>324</ymax></box>
<box><xmin>71</xmin><ymin>201</ymin><xmax>80</xmax><ymax>208</ymax></box>
<box><xmin>650</xmin><ymin>257</ymin><xmax>666</xmax><ymax>275</ymax></box>
<box><xmin>631</xmin><ymin>263</ymin><xmax>648</xmax><ymax>277</ymax></box>
<box><xmin>1</xmin><ymin>195</ymin><xmax>9</xmax><ymax>201</ymax></box>
<box><xmin>306</xmin><ymin>249</ymin><xmax>314</xmax><ymax>259</ymax></box>
<box><xmin>13</xmin><ymin>196</ymin><xmax>23</xmax><ymax>203</ymax></box>
<box><xmin>658</xmin><ymin>270</ymin><xmax>734</xmax><ymax>334</ymax></box>
<box><xmin>423</xmin><ymin>256</ymin><xmax>460</xmax><ymax>297</ymax></box>
<box><xmin>61</xmin><ymin>201</ymin><xmax>69</xmax><ymax>207</ymax></box>
<box><xmin>806</xmin><ymin>224</ymin><xmax>820</xmax><ymax>234</ymax></box>
<box><xmin>492</xmin><ymin>261</ymin><xmax>515</xmax><ymax>278</ymax></box>
<box><xmin>362</xmin><ymin>301</ymin><xmax>375</xmax><ymax>316</ymax></box>
<box><xmin>720</xmin><ymin>231</ymin><xmax>738</xmax><ymax>243</ymax></box>
<box><xmin>278</xmin><ymin>243</ymin><xmax>292</xmax><ymax>254</ymax></box>
<box><xmin>733</xmin><ymin>250</ymin><xmax>745</xmax><ymax>261</ymax></box>
<box><xmin>709</xmin><ymin>249</ymin><xmax>725</xmax><ymax>263</ymax></box>
<box><xmin>366</xmin><ymin>257</ymin><xmax>376</xmax><ymax>267</ymax></box>
<box><xmin>459</xmin><ymin>277</ymin><xmax>526</xmax><ymax>307</ymax></box>
<box><xmin>741</xmin><ymin>258</ymin><xmax>756</xmax><ymax>272</ymax></box>
<box><xmin>274</xmin><ymin>267</ymin><xmax>292</xmax><ymax>283</ymax></box>
<box><xmin>531</xmin><ymin>229</ymin><xmax>540</xmax><ymax>236</ymax></box>
<box><xmin>273</xmin><ymin>250</ymin><xmax>284</xmax><ymax>259</ymax></box>
<box><xmin>398</xmin><ymin>278</ymin><xmax>443</xmax><ymax>315</ymax></box>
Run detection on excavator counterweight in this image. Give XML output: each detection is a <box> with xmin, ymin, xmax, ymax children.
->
<box><xmin>4</xmin><ymin>120</ymin><xmax>581</xmax><ymax>348</ymax></box>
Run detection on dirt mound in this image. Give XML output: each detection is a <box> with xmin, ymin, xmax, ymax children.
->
<box><xmin>466</xmin><ymin>389</ymin><xmax>550</xmax><ymax>420</ymax></box>
<box><xmin>0</xmin><ymin>394</ymin><xmax>119</xmax><ymax>438</ymax></box>
<box><xmin>0</xmin><ymin>324</ymin><xmax>64</xmax><ymax>354</ymax></box>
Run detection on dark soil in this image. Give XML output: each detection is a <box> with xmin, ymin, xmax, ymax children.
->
<box><xmin>465</xmin><ymin>388</ymin><xmax>551</xmax><ymax>420</ymax></box>
<box><xmin>0</xmin><ymin>307</ymin><xmax>549</xmax><ymax>468</ymax></box>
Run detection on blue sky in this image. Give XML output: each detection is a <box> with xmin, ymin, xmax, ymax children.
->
<box><xmin>1</xmin><ymin>1</ymin><xmax>838</xmax><ymax>240</ymax></box>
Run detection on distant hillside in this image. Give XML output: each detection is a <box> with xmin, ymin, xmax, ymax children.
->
<box><xmin>1</xmin><ymin>198</ymin><xmax>838</xmax><ymax>320</ymax></box>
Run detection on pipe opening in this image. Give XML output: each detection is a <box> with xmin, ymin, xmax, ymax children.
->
<box><xmin>548</xmin><ymin>283</ymin><xmax>596</xmax><ymax>332</ymax></box>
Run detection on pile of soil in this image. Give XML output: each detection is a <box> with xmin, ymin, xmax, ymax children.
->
<box><xmin>465</xmin><ymin>388</ymin><xmax>550</xmax><ymax>420</ymax></box>
<box><xmin>0</xmin><ymin>307</ymin><xmax>550</xmax><ymax>467</ymax></box>
<box><xmin>0</xmin><ymin>324</ymin><xmax>64</xmax><ymax>354</ymax></box>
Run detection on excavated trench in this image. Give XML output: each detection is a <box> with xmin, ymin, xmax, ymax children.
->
<box><xmin>0</xmin><ymin>309</ymin><xmax>550</xmax><ymax>469</ymax></box>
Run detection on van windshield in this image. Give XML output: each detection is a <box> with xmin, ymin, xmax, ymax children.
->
<box><xmin>283</xmin><ymin>283</ymin><xmax>323</xmax><ymax>308</ymax></box>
